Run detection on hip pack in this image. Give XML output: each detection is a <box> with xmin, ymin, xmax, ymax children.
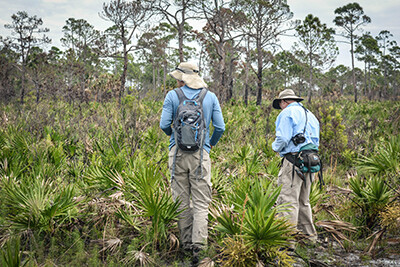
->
<box><xmin>298</xmin><ymin>148</ymin><xmax>321</xmax><ymax>173</ymax></box>
<box><xmin>284</xmin><ymin>143</ymin><xmax>324</xmax><ymax>188</ymax></box>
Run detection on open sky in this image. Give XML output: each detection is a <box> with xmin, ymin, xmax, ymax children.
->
<box><xmin>0</xmin><ymin>0</ymin><xmax>399</xmax><ymax>68</ymax></box>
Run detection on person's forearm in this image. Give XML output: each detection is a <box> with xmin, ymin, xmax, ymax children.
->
<box><xmin>272</xmin><ymin>137</ymin><xmax>287</xmax><ymax>152</ymax></box>
<box><xmin>210</xmin><ymin>129</ymin><xmax>224</xmax><ymax>146</ymax></box>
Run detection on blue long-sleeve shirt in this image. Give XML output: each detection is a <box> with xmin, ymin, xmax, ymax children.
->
<box><xmin>272</xmin><ymin>102</ymin><xmax>319</xmax><ymax>157</ymax></box>
<box><xmin>160</xmin><ymin>85</ymin><xmax>225</xmax><ymax>153</ymax></box>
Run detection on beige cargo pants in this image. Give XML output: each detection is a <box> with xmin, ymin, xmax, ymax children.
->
<box><xmin>168</xmin><ymin>146</ymin><xmax>212</xmax><ymax>250</ymax></box>
<box><xmin>277</xmin><ymin>158</ymin><xmax>317</xmax><ymax>241</ymax></box>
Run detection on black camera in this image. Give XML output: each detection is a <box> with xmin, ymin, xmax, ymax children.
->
<box><xmin>291</xmin><ymin>133</ymin><xmax>306</xmax><ymax>146</ymax></box>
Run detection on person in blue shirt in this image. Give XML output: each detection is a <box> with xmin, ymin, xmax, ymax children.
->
<box><xmin>271</xmin><ymin>89</ymin><xmax>319</xmax><ymax>247</ymax></box>
<box><xmin>160</xmin><ymin>62</ymin><xmax>225</xmax><ymax>263</ymax></box>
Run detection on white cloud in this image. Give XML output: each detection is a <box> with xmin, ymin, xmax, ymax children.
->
<box><xmin>43</xmin><ymin>0</ymin><xmax>67</xmax><ymax>3</ymax></box>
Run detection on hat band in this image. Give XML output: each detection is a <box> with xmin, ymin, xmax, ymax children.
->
<box><xmin>175</xmin><ymin>66</ymin><xmax>199</xmax><ymax>74</ymax></box>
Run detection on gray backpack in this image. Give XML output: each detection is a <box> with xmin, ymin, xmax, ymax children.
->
<box><xmin>171</xmin><ymin>87</ymin><xmax>208</xmax><ymax>180</ymax></box>
<box><xmin>173</xmin><ymin>87</ymin><xmax>208</xmax><ymax>152</ymax></box>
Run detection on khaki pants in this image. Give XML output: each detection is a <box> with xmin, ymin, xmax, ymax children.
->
<box><xmin>277</xmin><ymin>158</ymin><xmax>317</xmax><ymax>240</ymax></box>
<box><xmin>168</xmin><ymin>146</ymin><xmax>212</xmax><ymax>249</ymax></box>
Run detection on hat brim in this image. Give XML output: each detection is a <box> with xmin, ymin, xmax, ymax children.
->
<box><xmin>272</xmin><ymin>97</ymin><xmax>304</xmax><ymax>109</ymax></box>
<box><xmin>169</xmin><ymin>70</ymin><xmax>183</xmax><ymax>81</ymax></box>
<box><xmin>272</xmin><ymin>99</ymin><xmax>281</xmax><ymax>109</ymax></box>
<box><xmin>170</xmin><ymin>68</ymin><xmax>208</xmax><ymax>89</ymax></box>
<box><xmin>181</xmin><ymin>73</ymin><xmax>207</xmax><ymax>89</ymax></box>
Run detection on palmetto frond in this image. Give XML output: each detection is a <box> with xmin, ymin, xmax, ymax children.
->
<box><xmin>1</xmin><ymin>175</ymin><xmax>77</xmax><ymax>233</ymax></box>
<box><xmin>213</xmin><ymin>177</ymin><xmax>291</xmax><ymax>258</ymax></box>
<box><xmin>357</xmin><ymin>135</ymin><xmax>400</xmax><ymax>177</ymax></box>
<box><xmin>123</xmin><ymin>245</ymin><xmax>156</xmax><ymax>267</ymax></box>
<box><xmin>85</xmin><ymin>166</ymin><xmax>125</xmax><ymax>191</ymax></box>
<box><xmin>0</xmin><ymin>236</ymin><xmax>28</xmax><ymax>267</ymax></box>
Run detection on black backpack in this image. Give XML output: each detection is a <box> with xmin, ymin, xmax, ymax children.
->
<box><xmin>173</xmin><ymin>87</ymin><xmax>208</xmax><ymax>152</ymax></box>
<box><xmin>171</xmin><ymin>87</ymin><xmax>208</xmax><ymax>180</ymax></box>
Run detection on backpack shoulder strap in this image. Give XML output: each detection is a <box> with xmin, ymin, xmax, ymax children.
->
<box><xmin>196</xmin><ymin>88</ymin><xmax>208</xmax><ymax>104</ymax></box>
<box><xmin>174</xmin><ymin>87</ymin><xmax>187</xmax><ymax>103</ymax></box>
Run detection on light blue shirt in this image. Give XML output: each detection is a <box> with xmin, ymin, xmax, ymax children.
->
<box><xmin>272</xmin><ymin>102</ymin><xmax>319</xmax><ymax>157</ymax></box>
<box><xmin>160</xmin><ymin>85</ymin><xmax>225</xmax><ymax>153</ymax></box>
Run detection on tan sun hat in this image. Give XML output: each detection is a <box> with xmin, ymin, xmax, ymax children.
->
<box><xmin>272</xmin><ymin>89</ymin><xmax>304</xmax><ymax>109</ymax></box>
<box><xmin>169</xmin><ymin>62</ymin><xmax>208</xmax><ymax>89</ymax></box>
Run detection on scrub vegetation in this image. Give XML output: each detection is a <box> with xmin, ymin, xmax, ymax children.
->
<box><xmin>1</xmin><ymin>0</ymin><xmax>400</xmax><ymax>265</ymax></box>
<box><xmin>0</xmin><ymin>97</ymin><xmax>399</xmax><ymax>266</ymax></box>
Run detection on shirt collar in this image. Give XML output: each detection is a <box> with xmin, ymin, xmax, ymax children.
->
<box><xmin>287</xmin><ymin>101</ymin><xmax>302</xmax><ymax>108</ymax></box>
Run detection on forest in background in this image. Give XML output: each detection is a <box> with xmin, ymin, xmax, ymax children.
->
<box><xmin>0</xmin><ymin>0</ymin><xmax>399</xmax><ymax>105</ymax></box>
<box><xmin>1</xmin><ymin>0</ymin><xmax>400</xmax><ymax>266</ymax></box>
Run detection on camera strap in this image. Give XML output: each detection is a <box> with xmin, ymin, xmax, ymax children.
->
<box><xmin>301</xmin><ymin>105</ymin><xmax>308</xmax><ymax>135</ymax></box>
<box><xmin>291</xmin><ymin>104</ymin><xmax>308</xmax><ymax>144</ymax></box>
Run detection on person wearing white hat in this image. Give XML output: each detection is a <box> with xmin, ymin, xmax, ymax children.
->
<box><xmin>272</xmin><ymin>89</ymin><xmax>320</xmax><ymax>247</ymax></box>
<box><xmin>160</xmin><ymin>62</ymin><xmax>225</xmax><ymax>263</ymax></box>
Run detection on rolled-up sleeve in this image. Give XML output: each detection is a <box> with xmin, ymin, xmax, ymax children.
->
<box><xmin>160</xmin><ymin>92</ymin><xmax>174</xmax><ymax>136</ymax></box>
<box><xmin>210</xmin><ymin>96</ymin><xmax>225</xmax><ymax>146</ymax></box>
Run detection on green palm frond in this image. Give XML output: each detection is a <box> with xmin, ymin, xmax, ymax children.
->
<box><xmin>357</xmin><ymin>136</ymin><xmax>400</xmax><ymax>176</ymax></box>
<box><xmin>310</xmin><ymin>181</ymin><xmax>327</xmax><ymax>208</ymax></box>
<box><xmin>242</xmin><ymin>208</ymin><xmax>290</xmax><ymax>248</ymax></box>
<box><xmin>214</xmin><ymin>177</ymin><xmax>290</xmax><ymax>253</ymax></box>
<box><xmin>124</xmin><ymin>162</ymin><xmax>181</xmax><ymax>243</ymax></box>
<box><xmin>85</xmin><ymin>166</ymin><xmax>125</xmax><ymax>192</ymax></box>
<box><xmin>211</xmin><ymin>205</ymin><xmax>241</xmax><ymax>235</ymax></box>
<box><xmin>128</xmin><ymin>163</ymin><xmax>161</xmax><ymax>198</ymax></box>
<box><xmin>349</xmin><ymin>175</ymin><xmax>393</xmax><ymax>228</ymax></box>
<box><xmin>2</xmin><ymin>175</ymin><xmax>77</xmax><ymax>233</ymax></box>
<box><xmin>365</xmin><ymin>176</ymin><xmax>391</xmax><ymax>209</ymax></box>
<box><xmin>0</xmin><ymin>237</ymin><xmax>28</xmax><ymax>267</ymax></box>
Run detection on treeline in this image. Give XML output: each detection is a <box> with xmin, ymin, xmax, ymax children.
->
<box><xmin>1</xmin><ymin>1</ymin><xmax>399</xmax><ymax>105</ymax></box>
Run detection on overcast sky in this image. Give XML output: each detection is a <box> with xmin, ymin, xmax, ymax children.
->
<box><xmin>0</xmin><ymin>0</ymin><xmax>399</xmax><ymax>68</ymax></box>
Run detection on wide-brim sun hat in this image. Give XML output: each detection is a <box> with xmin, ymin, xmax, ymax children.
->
<box><xmin>272</xmin><ymin>89</ymin><xmax>304</xmax><ymax>109</ymax></box>
<box><xmin>169</xmin><ymin>62</ymin><xmax>208</xmax><ymax>89</ymax></box>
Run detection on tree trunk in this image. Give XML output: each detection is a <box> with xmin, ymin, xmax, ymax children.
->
<box><xmin>244</xmin><ymin>62</ymin><xmax>249</xmax><ymax>106</ymax></box>
<box><xmin>178</xmin><ymin>22</ymin><xmax>184</xmax><ymax>62</ymax></box>
<box><xmin>156</xmin><ymin>64</ymin><xmax>160</xmax><ymax>92</ymax></box>
<box><xmin>363</xmin><ymin>62</ymin><xmax>367</xmax><ymax>97</ymax></box>
<box><xmin>350</xmin><ymin>34</ymin><xmax>357</xmax><ymax>103</ymax></box>
<box><xmin>35</xmin><ymin>81</ymin><xmax>40</xmax><ymax>103</ymax></box>
<box><xmin>163</xmin><ymin>58</ymin><xmax>167</xmax><ymax>96</ymax></box>
<box><xmin>217</xmin><ymin>43</ymin><xmax>226</xmax><ymax>102</ymax></box>
<box><xmin>20</xmin><ymin>64</ymin><xmax>26</xmax><ymax>104</ymax></box>
<box><xmin>120</xmin><ymin>40</ymin><xmax>128</xmax><ymax>104</ymax></box>
<box><xmin>152</xmin><ymin>61</ymin><xmax>156</xmax><ymax>92</ymax></box>
<box><xmin>367</xmin><ymin>63</ymin><xmax>372</xmax><ymax>100</ymax></box>
<box><xmin>227</xmin><ymin>57</ymin><xmax>235</xmax><ymax>102</ymax></box>
<box><xmin>256</xmin><ymin>39</ymin><xmax>263</xmax><ymax>106</ymax></box>
<box><xmin>308</xmin><ymin>51</ymin><xmax>313</xmax><ymax>103</ymax></box>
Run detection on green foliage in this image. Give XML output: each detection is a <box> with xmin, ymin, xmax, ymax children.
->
<box><xmin>313</xmin><ymin>103</ymin><xmax>352</xmax><ymax>166</ymax></box>
<box><xmin>212</xmin><ymin>177</ymin><xmax>292</xmax><ymax>265</ymax></box>
<box><xmin>0</xmin><ymin>98</ymin><xmax>399</xmax><ymax>265</ymax></box>
<box><xmin>380</xmin><ymin>202</ymin><xmax>400</xmax><ymax>235</ymax></box>
<box><xmin>349</xmin><ymin>176</ymin><xmax>392</xmax><ymax>229</ymax></box>
<box><xmin>309</xmin><ymin>180</ymin><xmax>326</xmax><ymax>208</ymax></box>
<box><xmin>357</xmin><ymin>135</ymin><xmax>400</xmax><ymax>177</ymax></box>
<box><xmin>0</xmin><ymin>237</ymin><xmax>28</xmax><ymax>267</ymax></box>
<box><xmin>125</xmin><ymin>162</ymin><xmax>181</xmax><ymax>247</ymax></box>
<box><xmin>232</xmin><ymin>145</ymin><xmax>263</xmax><ymax>177</ymax></box>
<box><xmin>218</xmin><ymin>236</ymin><xmax>258</xmax><ymax>267</ymax></box>
<box><xmin>1</xmin><ymin>175</ymin><xmax>78</xmax><ymax>233</ymax></box>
